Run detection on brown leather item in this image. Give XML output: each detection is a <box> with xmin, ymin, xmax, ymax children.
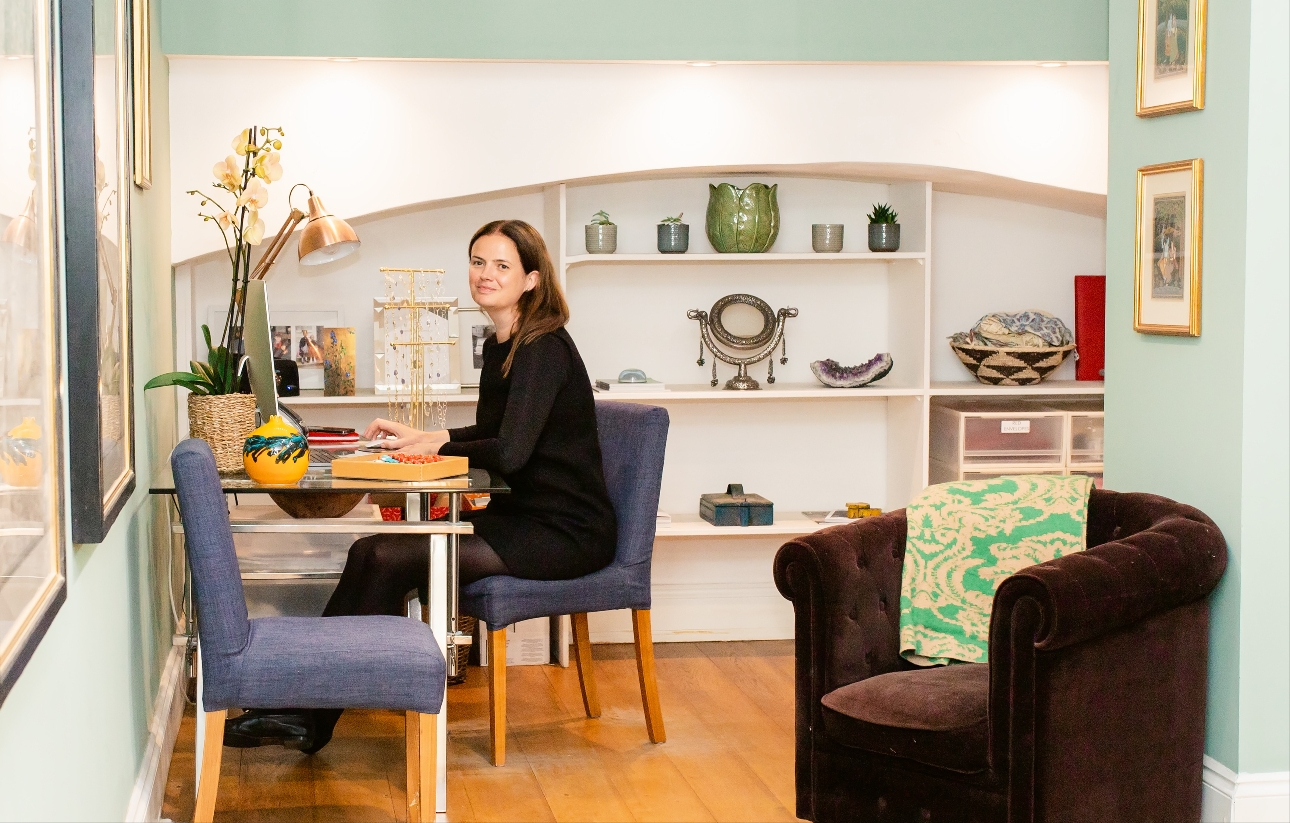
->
<box><xmin>774</xmin><ymin>488</ymin><xmax>1228</xmax><ymax>823</ymax></box>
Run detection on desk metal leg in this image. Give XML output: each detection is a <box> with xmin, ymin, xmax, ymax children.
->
<box><xmin>429</xmin><ymin>532</ymin><xmax>448</xmax><ymax>813</ymax></box>
<box><xmin>409</xmin><ymin>491</ymin><xmax>449</xmax><ymax>814</ymax></box>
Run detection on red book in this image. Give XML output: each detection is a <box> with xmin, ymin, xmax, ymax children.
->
<box><xmin>1074</xmin><ymin>275</ymin><xmax>1106</xmax><ymax>381</ymax></box>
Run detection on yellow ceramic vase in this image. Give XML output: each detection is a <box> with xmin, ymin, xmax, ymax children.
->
<box><xmin>2</xmin><ymin>417</ymin><xmax>43</xmax><ymax>488</ymax></box>
<box><xmin>243</xmin><ymin>415</ymin><xmax>310</xmax><ymax>485</ymax></box>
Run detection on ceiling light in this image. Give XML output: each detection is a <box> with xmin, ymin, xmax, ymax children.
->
<box><xmin>329</xmin><ymin>57</ymin><xmax>358</xmax><ymax>63</ymax></box>
<box><xmin>687</xmin><ymin>61</ymin><xmax>716</xmax><ymax>67</ymax></box>
<box><xmin>1039</xmin><ymin>62</ymin><xmax>1067</xmax><ymax>68</ymax></box>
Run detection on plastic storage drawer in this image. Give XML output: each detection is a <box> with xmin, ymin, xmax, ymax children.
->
<box><xmin>931</xmin><ymin>403</ymin><xmax>1067</xmax><ymax>468</ymax></box>
<box><xmin>1068</xmin><ymin>413</ymin><xmax>1105</xmax><ymax>467</ymax></box>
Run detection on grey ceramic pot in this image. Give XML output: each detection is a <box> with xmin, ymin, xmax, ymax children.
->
<box><xmin>868</xmin><ymin>223</ymin><xmax>900</xmax><ymax>252</ymax></box>
<box><xmin>586</xmin><ymin>223</ymin><xmax>617</xmax><ymax>254</ymax></box>
<box><xmin>657</xmin><ymin>223</ymin><xmax>689</xmax><ymax>253</ymax></box>
<box><xmin>812</xmin><ymin>224</ymin><xmax>844</xmax><ymax>253</ymax></box>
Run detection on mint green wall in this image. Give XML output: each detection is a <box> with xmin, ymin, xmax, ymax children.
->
<box><xmin>160</xmin><ymin>0</ymin><xmax>1108</xmax><ymax>62</ymax></box>
<box><xmin>1104</xmin><ymin>0</ymin><xmax>1288</xmax><ymax>775</ymax></box>
<box><xmin>0</xmin><ymin>1</ymin><xmax>177</xmax><ymax>817</ymax></box>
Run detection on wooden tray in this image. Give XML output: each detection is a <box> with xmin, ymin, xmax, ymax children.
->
<box><xmin>330</xmin><ymin>453</ymin><xmax>469</xmax><ymax>482</ymax></box>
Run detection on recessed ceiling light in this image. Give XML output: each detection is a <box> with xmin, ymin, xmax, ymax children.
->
<box><xmin>687</xmin><ymin>61</ymin><xmax>716</xmax><ymax>68</ymax></box>
<box><xmin>329</xmin><ymin>57</ymin><xmax>358</xmax><ymax>63</ymax></box>
<box><xmin>1039</xmin><ymin>61</ymin><xmax>1067</xmax><ymax>68</ymax></box>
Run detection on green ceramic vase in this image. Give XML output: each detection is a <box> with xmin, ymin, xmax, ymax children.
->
<box><xmin>706</xmin><ymin>183</ymin><xmax>780</xmax><ymax>253</ymax></box>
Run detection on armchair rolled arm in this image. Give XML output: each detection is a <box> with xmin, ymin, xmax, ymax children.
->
<box><xmin>774</xmin><ymin>512</ymin><xmax>909</xmax><ymax>693</ymax></box>
<box><xmin>993</xmin><ymin>505</ymin><xmax>1227</xmax><ymax>653</ymax></box>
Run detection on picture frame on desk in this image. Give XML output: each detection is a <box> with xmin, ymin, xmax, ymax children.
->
<box><xmin>65</xmin><ymin>0</ymin><xmax>137</xmax><ymax>543</ymax></box>
<box><xmin>1136</xmin><ymin>0</ymin><xmax>1207</xmax><ymax>116</ymax></box>
<box><xmin>455</xmin><ymin>307</ymin><xmax>495</xmax><ymax>389</ymax></box>
<box><xmin>1134</xmin><ymin>159</ymin><xmax>1203</xmax><ymax>337</ymax></box>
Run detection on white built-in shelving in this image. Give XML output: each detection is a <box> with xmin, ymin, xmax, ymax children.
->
<box><xmin>179</xmin><ymin>166</ymin><xmax>1107</xmax><ymax>643</ymax></box>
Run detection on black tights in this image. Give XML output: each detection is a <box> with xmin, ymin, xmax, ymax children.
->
<box><xmin>308</xmin><ymin>533</ymin><xmax>508</xmax><ymax>744</ymax></box>
<box><xmin>323</xmin><ymin>532</ymin><xmax>509</xmax><ymax>617</ymax></box>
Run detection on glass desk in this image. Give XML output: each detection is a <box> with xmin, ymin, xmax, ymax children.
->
<box><xmin>150</xmin><ymin>465</ymin><xmax>509</xmax><ymax>814</ymax></box>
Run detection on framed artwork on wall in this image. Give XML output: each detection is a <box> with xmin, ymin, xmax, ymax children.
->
<box><xmin>0</xmin><ymin>0</ymin><xmax>69</xmax><ymax>706</ymax></box>
<box><xmin>131</xmin><ymin>0</ymin><xmax>151</xmax><ymax>189</ymax></box>
<box><xmin>65</xmin><ymin>0</ymin><xmax>136</xmax><ymax>543</ymax></box>
<box><xmin>455</xmin><ymin>307</ymin><xmax>495</xmax><ymax>389</ymax></box>
<box><xmin>1136</xmin><ymin>0</ymin><xmax>1207</xmax><ymax>116</ymax></box>
<box><xmin>1135</xmin><ymin>159</ymin><xmax>1203</xmax><ymax>337</ymax></box>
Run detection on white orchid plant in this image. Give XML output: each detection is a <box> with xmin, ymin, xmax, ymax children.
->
<box><xmin>146</xmin><ymin>126</ymin><xmax>286</xmax><ymax>396</ymax></box>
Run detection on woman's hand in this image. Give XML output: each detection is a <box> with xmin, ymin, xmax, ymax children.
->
<box><xmin>362</xmin><ymin>418</ymin><xmax>448</xmax><ymax>450</ymax></box>
<box><xmin>397</xmin><ymin>439</ymin><xmax>444</xmax><ymax>456</ymax></box>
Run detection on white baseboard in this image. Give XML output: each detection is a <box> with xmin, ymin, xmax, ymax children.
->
<box><xmin>125</xmin><ymin>641</ymin><xmax>188</xmax><ymax>822</ymax></box>
<box><xmin>1203</xmin><ymin>755</ymin><xmax>1290</xmax><ymax>823</ymax></box>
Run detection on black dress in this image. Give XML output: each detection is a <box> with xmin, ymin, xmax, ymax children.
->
<box><xmin>439</xmin><ymin>328</ymin><xmax>617</xmax><ymax>580</ymax></box>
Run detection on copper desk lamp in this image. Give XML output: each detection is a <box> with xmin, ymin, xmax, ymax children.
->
<box><xmin>251</xmin><ymin>183</ymin><xmax>360</xmax><ymax>279</ymax></box>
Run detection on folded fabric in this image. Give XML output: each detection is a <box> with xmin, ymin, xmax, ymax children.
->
<box><xmin>899</xmin><ymin>475</ymin><xmax>1093</xmax><ymax>666</ymax></box>
<box><xmin>949</xmin><ymin>310</ymin><xmax>1073</xmax><ymax>348</ymax></box>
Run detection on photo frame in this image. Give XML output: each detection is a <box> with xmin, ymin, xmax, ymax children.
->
<box><xmin>455</xmin><ymin>307</ymin><xmax>495</xmax><ymax>389</ymax></box>
<box><xmin>1</xmin><ymin>0</ymin><xmax>69</xmax><ymax>706</ymax></box>
<box><xmin>1136</xmin><ymin>0</ymin><xmax>1207</xmax><ymax>117</ymax></box>
<box><xmin>65</xmin><ymin>0</ymin><xmax>135</xmax><ymax>543</ymax></box>
<box><xmin>1135</xmin><ymin>159</ymin><xmax>1203</xmax><ymax>336</ymax></box>
<box><xmin>130</xmin><ymin>0</ymin><xmax>151</xmax><ymax>189</ymax></box>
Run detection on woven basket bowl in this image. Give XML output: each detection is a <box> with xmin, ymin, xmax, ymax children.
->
<box><xmin>950</xmin><ymin>343</ymin><xmax>1075</xmax><ymax>386</ymax></box>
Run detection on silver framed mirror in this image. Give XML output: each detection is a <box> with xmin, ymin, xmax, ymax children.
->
<box><xmin>688</xmin><ymin>294</ymin><xmax>798</xmax><ymax>390</ymax></box>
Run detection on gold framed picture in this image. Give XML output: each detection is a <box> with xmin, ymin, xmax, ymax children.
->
<box><xmin>131</xmin><ymin>0</ymin><xmax>151</xmax><ymax>189</ymax></box>
<box><xmin>1136</xmin><ymin>0</ymin><xmax>1207</xmax><ymax>116</ymax></box>
<box><xmin>1135</xmin><ymin>159</ymin><xmax>1203</xmax><ymax>336</ymax></box>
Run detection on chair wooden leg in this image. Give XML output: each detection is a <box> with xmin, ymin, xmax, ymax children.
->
<box><xmin>405</xmin><ymin>711</ymin><xmax>421</xmax><ymax>822</ymax></box>
<box><xmin>488</xmin><ymin>627</ymin><xmax>507</xmax><ymax>766</ymax></box>
<box><xmin>418</xmin><ymin>713</ymin><xmax>438</xmax><ymax>822</ymax></box>
<box><xmin>195</xmin><ymin>709</ymin><xmax>227</xmax><ymax>823</ymax></box>
<box><xmin>632</xmin><ymin>609</ymin><xmax>667</xmax><ymax>743</ymax></box>
<box><xmin>571</xmin><ymin>612</ymin><xmax>602</xmax><ymax>718</ymax></box>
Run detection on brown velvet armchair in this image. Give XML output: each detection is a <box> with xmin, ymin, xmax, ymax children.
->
<box><xmin>773</xmin><ymin>489</ymin><xmax>1227</xmax><ymax>823</ymax></box>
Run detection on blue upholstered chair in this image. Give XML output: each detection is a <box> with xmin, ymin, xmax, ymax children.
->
<box><xmin>171</xmin><ymin>439</ymin><xmax>446</xmax><ymax>823</ymax></box>
<box><xmin>461</xmin><ymin>401</ymin><xmax>670</xmax><ymax>765</ymax></box>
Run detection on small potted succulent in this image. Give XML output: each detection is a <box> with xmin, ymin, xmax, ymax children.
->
<box><xmin>657</xmin><ymin>213</ymin><xmax>689</xmax><ymax>254</ymax></box>
<box><xmin>585</xmin><ymin>210</ymin><xmax>617</xmax><ymax>254</ymax></box>
<box><xmin>867</xmin><ymin>203</ymin><xmax>900</xmax><ymax>252</ymax></box>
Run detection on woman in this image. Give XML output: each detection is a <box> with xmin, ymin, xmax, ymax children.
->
<box><xmin>226</xmin><ymin>220</ymin><xmax>617</xmax><ymax>752</ymax></box>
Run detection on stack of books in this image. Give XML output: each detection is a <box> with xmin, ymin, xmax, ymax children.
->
<box><xmin>306</xmin><ymin>427</ymin><xmax>361</xmax><ymax>448</ymax></box>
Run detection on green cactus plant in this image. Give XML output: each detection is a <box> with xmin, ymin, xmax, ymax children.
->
<box><xmin>589</xmin><ymin>210</ymin><xmax>614</xmax><ymax>225</ymax></box>
<box><xmin>867</xmin><ymin>203</ymin><xmax>899</xmax><ymax>224</ymax></box>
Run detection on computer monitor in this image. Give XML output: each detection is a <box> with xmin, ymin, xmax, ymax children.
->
<box><xmin>242</xmin><ymin>279</ymin><xmax>306</xmax><ymax>432</ymax></box>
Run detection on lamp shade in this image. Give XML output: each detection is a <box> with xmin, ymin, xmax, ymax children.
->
<box><xmin>298</xmin><ymin>194</ymin><xmax>360</xmax><ymax>265</ymax></box>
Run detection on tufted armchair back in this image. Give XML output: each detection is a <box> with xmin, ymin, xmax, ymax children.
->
<box><xmin>171</xmin><ymin>439</ymin><xmax>251</xmax><ymax>703</ymax></box>
<box><xmin>594</xmin><ymin>401</ymin><xmax>669</xmax><ymax>574</ymax></box>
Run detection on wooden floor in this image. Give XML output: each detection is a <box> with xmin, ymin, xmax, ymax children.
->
<box><xmin>162</xmin><ymin>641</ymin><xmax>801</xmax><ymax>822</ymax></box>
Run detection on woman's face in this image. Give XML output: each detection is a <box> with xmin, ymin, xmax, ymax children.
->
<box><xmin>469</xmin><ymin>233</ymin><xmax>538</xmax><ymax>312</ymax></box>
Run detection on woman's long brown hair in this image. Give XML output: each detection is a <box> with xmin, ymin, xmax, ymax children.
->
<box><xmin>469</xmin><ymin>220</ymin><xmax>570</xmax><ymax>377</ymax></box>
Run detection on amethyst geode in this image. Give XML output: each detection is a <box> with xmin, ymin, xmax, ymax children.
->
<box><xmin>810</xmin><ymin>353</ymin><xmax>894</xmax><ymax>388</ymax></box>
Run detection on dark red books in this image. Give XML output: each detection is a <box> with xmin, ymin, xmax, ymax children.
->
<box><xmin>1074</xmin><ymin>275</ymin><xmax>1106</xmax><ymax>381</ymax></box>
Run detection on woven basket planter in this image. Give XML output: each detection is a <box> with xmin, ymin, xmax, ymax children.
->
<box><xmin>950</xmin><ymin>343</ymin><xmax>1075</xmax><ymax>386</ymax></box>
<box><xmin>188</xmin><ymin>393</ymin><xmax>256</xmax><ymax>473</ymax></box>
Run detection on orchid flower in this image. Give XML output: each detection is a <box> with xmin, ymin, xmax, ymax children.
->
<box><xmin>237</xmin><ymin>178</ymin><xmax>269</xmax><ymax>210</ymax></box>
<box><xmin>215</xmin><ymin>210</ymin><xmax>236</xmax><ymax>230</ymax></box>
<box><xmin>232</xmin><ymin>129</ymin><xmax>255</xmax><ymax>156</ymax></box>
<box><xmin>213</xmin><ymin>155</ymin><xmax>242</xmax><ymax>192</ymax></box>
<box><xmin>254</xmin><ymin>151</ymin><xmax>283</xmax><ymax>183</ymax></box>
<box><xmin>244</xmin><ymin>216</ymin><xmax>266</xmax><ymax>245</ymax></box>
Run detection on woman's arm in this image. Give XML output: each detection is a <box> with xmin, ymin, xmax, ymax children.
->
<box><xmin>439</xmin><ymin>335</ymin><xmax>569</xmax><ymax>474</ymax></box>
<box><xmin>362</xmin><ymin>418</ymin><xmax>449</xmax><ymax>451</ymax></box>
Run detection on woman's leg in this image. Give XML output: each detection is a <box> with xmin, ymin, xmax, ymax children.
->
<box><xmin>305</xmin><ymin>533</ymin><xmax>509</xmax><ymax>752</ymax></box>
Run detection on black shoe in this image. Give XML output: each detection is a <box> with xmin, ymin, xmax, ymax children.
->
<box><xmin>223</xmin><ymin>709</ymin><xmax>315</xmax><ymax>750</ymax></box>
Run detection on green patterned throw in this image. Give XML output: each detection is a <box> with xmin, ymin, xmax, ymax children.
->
<box><xmin>900</xmin><ymin>475</ymin><xmax>1093</xmax><ymax>666</ymax></box>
